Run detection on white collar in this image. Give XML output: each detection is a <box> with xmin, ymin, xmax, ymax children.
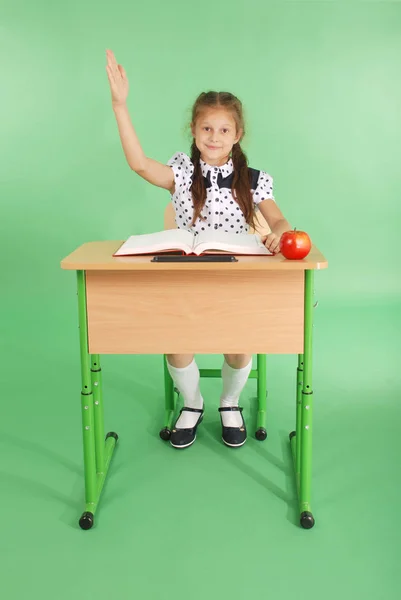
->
<box><xmin>199</xmin><ymin>157</ymin><xmax>234</xmax><ymax>178</ymax></box>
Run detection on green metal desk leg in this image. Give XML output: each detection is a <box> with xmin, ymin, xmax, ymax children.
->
<box><xmin>290</xmin><ymin>269</ymin><xmax>315</xmax><ymax>529</ymax></box>
<box><xmin>255</xmin><ymin>354</ymin><xmax>267</xmax><ymax>441</ymax></box>
<box><xmin>290</xmin><ymin>354</ymin><xmax>303</xmax><ymax>492</ymax></box>
<box><xmin>76</xmin><ymin>270</ymin><xmax>118</xmax><ymax>530</ymax></box>
<box><xmin>160</xmin><ymin>355</ymin><xmax>178</xmax><ymax>441</ymax></box>
<box><xmin>91</xmin><ymin>355</ymin><xmax>105</xmax><ymax>474</ymax></box>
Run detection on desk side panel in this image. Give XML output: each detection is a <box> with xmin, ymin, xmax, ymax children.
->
<box><xmin>86</xmin><ymin>271</ymin><xmax>304</xmax><ymax>354</ymax></box>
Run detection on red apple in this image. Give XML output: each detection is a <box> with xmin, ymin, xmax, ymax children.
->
<box><xmin>280</xmin><ymin>228</ymin><xmax>312</xmax><ymax>260</ymax></box>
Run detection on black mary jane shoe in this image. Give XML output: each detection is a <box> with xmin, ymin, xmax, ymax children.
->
<box><xmin>218</xmin><ymin>406</ymin><xmax>247</xmax><ymax>448</ymax></box>
<box><xmin>170</xmin><ymin>407</ymin><xmax>204</xmax><ymax>449</ymax></box>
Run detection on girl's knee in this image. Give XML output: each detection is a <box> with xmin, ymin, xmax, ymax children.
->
<box><xmin>224</xmin><ymin>353</ymin><xmax>252</xmax><ymax>368</ymax></box>
<box><xmin>166</xmin><ymin>354</ymin><xmax>194</xmax><ymax>368</ymax></box>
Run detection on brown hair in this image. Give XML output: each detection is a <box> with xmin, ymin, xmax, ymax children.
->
<box><xmin>188</xmin><ymin>91</ymin><xmax>258</xmax><ymax>231</ymax></box>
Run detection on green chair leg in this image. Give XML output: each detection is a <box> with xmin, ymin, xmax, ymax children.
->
<box><xmin>76</xmin><ymin>270</ymin><xmax>118</xmax><ymax>530</ymax></box>
<box><xmin>160</xmin><ymin>354</ymin><xmax>178</xmax><ymax>440</ymax></box>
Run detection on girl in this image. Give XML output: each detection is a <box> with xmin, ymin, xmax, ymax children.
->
<box><xmin>106</xmin><ymin>49</ymin><xmax>292</xmax><ymax>450</ymax></box>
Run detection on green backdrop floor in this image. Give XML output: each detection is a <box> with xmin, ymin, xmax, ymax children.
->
<box><xmin>1</xmin><ymin>301</ymin><xmax>400</xmax><ymax>599</ymax></box>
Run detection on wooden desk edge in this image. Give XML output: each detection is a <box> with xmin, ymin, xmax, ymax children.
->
<box><xmin>60</xmin><ymin>240</ymin><xmax>328</xmax><ymax>271</ymax></box>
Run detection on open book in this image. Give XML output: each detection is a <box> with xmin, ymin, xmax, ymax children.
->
<box><xmin>113</xmin><ymin>229</ymin><xmax>272</xmax><ymax>257</ymax></box>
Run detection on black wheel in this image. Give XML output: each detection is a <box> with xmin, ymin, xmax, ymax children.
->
<box><xmin>300</xmin><ymin>511</ymin><xmax>315</xmax><ymax>529</ymax></box>
<box><xmin>159</xmin><ymin>427</ymin><xmax>171</xmax><ymax>441</ymax></box>
<box><xmin>289</xmin><ymin>430</ymin><xmax>296</xmax><ymax>441</ymax></box>
<box><xmin>255</xmin><ymin>428</ymin><xmax>267</xmax><ymax>441</ymax></box>
<box><xmin>79</xmin><ymin>511</ymin><xmax>94</xmax><ymax>530</ymax></box>
<box><xmin>106</xmin><ymin>431</ymin><xmax>119</xmax><ymax>442</ymax></box>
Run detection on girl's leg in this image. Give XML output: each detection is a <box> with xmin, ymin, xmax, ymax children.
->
<box><xmin>221</xmin><ymin>354</ymin><xmax>253</xmax><ymax>427</ymax></box>
<box><xmin>166</xmin><ymin>354</ymin><xmax>203</xmax><ymax>428</ymax></box>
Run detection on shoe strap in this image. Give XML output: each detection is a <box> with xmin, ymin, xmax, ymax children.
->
<box><xmin>180</xmin><ymin>407</ymin><xmax>204</xmax><ymax>414</ymax></box>
<box><xmin>218</xmin><ymin>406</ymin><xmax>243</xmax><ymax>413</ymax></box>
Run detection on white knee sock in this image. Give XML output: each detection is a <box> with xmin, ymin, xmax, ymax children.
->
<box><xmin>220</xmin><ymin>359</ymin><xmax>253</xmax><ymax>427</ymax></box>
<box><xmin>166</xmin><ymin>358</ymin><xmax>204</xmax><ymax>429</ymax></box>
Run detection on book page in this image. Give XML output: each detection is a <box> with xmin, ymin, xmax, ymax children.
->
<box><xmin>193</xmin><ymin>230</ymin><xmax>271</xmax><ymax>255</ymax></box>
<box><xmin>113</xmin><ymin>228</ymin><xmax>194</xmax><ymax>256</ymax></box>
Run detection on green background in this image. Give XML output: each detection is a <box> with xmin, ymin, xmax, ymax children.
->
<box><xmin>1</xmin><ymin>1</ymin><xmax>400</xmax><ymax>598</ymax></box>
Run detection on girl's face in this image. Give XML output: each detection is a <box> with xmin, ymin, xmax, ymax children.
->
<box><xmin>191</xmin><ymin>108</ymin><xmax>243</xmax><ymax>166</ymax></box>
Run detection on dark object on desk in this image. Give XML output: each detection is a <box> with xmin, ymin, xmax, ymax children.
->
<box><xmin>151</xmin><ymin>254</ymin><xmax>238</xmax><ymax>262</ymax></box>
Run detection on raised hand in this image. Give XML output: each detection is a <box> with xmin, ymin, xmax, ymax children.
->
<box><xmin>106</xmin><ymin>49</ymin><xmax>129</xmax><ymax>106</ymax></box>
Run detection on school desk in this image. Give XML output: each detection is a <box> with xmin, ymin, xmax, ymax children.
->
<box><xmin>60</xmin><ymin>241</ymin><xmax>327</xmax><ymax>530</ymax></box>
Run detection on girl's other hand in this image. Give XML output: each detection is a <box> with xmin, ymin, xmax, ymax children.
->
<box><xmin>261</xmin><ymin>233</ymin><xmax>281</xmax><ymax>255</ymax></box>
<box><xmin>106</xmin><ymin>49</ymin><xmax>129</xmax><ymax>106</ymax></box>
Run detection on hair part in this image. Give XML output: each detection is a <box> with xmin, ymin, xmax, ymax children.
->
<box><xmin>189</xmin><ymin>91</ymin><xmax>258</xmax><ymax>231</ymax></box>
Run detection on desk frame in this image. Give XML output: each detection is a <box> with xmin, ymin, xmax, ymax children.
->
<box><xmin>73</xmin><ymin>265</ymin><xmax>316</xmax><ymax>530</ymax></box>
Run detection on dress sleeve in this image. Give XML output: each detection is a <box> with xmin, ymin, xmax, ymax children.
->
<box><xmin>166</xmin><ymin>152</ymin><xmax>194</xmax><ymax>195</ymax></box>
<box><xmin>252</xmin><ymin>170</ymin><xmax>275</xmax><ymax>205</ymax></box>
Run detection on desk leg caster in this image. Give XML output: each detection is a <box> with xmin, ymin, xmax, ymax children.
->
<box><xmin>79</xmin><ymin>511</ymin><xmax>94</xmax><ymax>530</ymax></box>
<box><xmin>300</xmin><ymin>512</ymin><xmax>315</xmax><ymax>529</ymax></box>
<box><xmin>255</xmin><ymin>428</ymin><xmax>267</xmax><ymax>441</ymax></box>
<box><xmin>159</xmin><ymin>427</ymin><xmax>172</xmax><ymax>441</ymax></box>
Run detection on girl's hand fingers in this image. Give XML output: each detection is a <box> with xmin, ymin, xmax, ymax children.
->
<box><xmin>106</xmin><ymin>50</ymin><xmax>129</xmax><ymax>103</ymax></box>
<box><xmin>265</xmin><ymin>235</ymin><xmax>280</xmax><ymax>254</ymax></box>
<box><xmin>107</xmin><ymin>49</ymin><xmax>118</xmax><ymax>66</ymax></box>
<box><xmin>272</xmin><ymin>239</ymin><xmax>280</xmax><ymax>253</ymax></box>
<box><xmin>106</xmin><ymin>65</ymin><xmax>114</xmax><ymax>85</ymax></box>
<box><xmin>261</xmin><ymin>233</ymin><xmax>281</xmax><ymax>254</ymax></box>
<box><xmin>107</xmin><ymin>50</ymin><xmax>120</xmax><ymax>76</ymax></box>
<box><xmin>106</xmin><ymin>64</ymin><xmax>117</xmax><ymax>85</ymax></box>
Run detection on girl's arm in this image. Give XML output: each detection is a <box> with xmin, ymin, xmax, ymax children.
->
<box><xmin>106</xmin><ymin>49</ymin><xmax>175</xmax><ymax>193</ymax></box>
<box><xmin>112</xmin><ymin>103</ymin><xmax>175</xmax><ymax>192</ymax></box>
<box><xmin>258</xmin><ymin>199</ymin><xmax>292</xmax><ymax>235</ymax></box>
<box><xmin>258</xmin><ymin>199</ymin><xmax>292</xmax><ymax>254</ymax></box>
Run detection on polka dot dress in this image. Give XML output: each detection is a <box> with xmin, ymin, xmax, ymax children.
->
<box><xmin>166</xmin><ymin>152</ymin><xmax>275</xmax><ymax>236</ymax></box>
